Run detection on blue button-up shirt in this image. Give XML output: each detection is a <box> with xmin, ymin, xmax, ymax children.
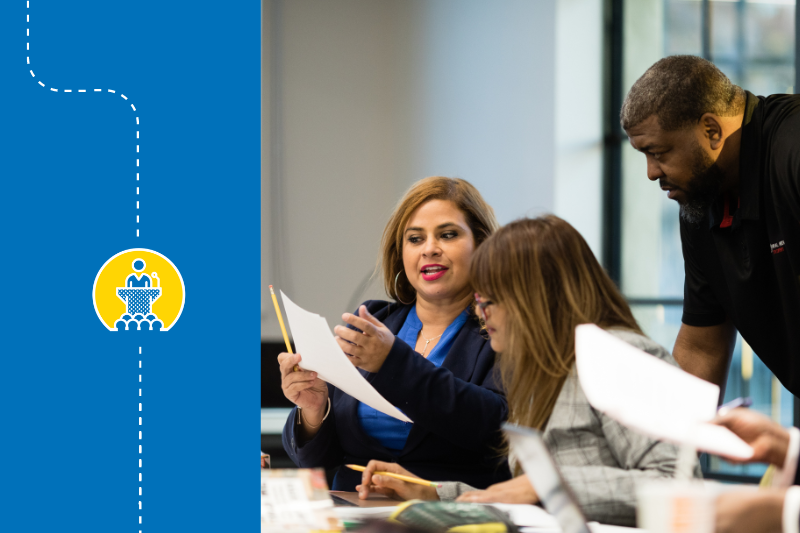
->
<box><xmin>356</xmin><ymin>305</ymin><xmax>470</xmax><ymax>451</ymax></box>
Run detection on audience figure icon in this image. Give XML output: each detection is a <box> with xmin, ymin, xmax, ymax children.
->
<box><xmin>115</xmin><ymin>258</ymin><xmax>164</xmax><ymax>331</ymax></box>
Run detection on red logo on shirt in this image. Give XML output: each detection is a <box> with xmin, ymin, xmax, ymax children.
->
<box><xmin>770</xmin><ymin>240</ymin><xmax>786</xmax><ymax>254</ymax></box>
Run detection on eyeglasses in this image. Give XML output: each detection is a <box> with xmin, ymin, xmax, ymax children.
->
<box><xmin>474</xmin><ymin>293</ymin><xmax>494</xmax><ymax>322</ymax></box>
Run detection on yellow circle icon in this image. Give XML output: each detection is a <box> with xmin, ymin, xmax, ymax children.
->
<box><xmin>93</xmin><ymin>248</ymin><xmax>185</xmax><ymax>331</ymax></box>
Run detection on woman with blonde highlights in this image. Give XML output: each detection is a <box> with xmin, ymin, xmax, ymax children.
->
<box><xmin>360</xmin><ymin>216</ymin><xmax>698</xmax><ymax>526</ymax></box>
<box><xmin>280</xmin><ymin>177</ymin><xmax>510</xmax><ymax>492</ymax></box>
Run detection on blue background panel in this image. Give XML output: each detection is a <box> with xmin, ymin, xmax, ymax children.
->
<box><xmin>0</xmin><ymin>1</ymin><xmax>260</xmax><ymax>530</ymax></box>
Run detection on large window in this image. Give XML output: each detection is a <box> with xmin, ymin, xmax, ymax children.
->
<box><xmin>618</xmin><ymin>0</ymin><xmax>796</xmax><ymax>480</ymax></box>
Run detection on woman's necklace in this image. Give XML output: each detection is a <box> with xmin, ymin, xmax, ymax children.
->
<box><xmin>420</xmin><ymin>331</ymin><xmax>444</xmax><ymax>357</ymax></box>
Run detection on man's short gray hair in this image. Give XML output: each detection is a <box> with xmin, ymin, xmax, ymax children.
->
<box><xmin>620</xmin><ymin>55</ymin><xmax>745</xmax><ymax>131</ymax></box>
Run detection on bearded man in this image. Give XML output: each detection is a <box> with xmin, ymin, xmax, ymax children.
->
<box><xmin>621</xmin><ymin>55</ymin><xmax>800</xmax><ymax>397</ymax></box>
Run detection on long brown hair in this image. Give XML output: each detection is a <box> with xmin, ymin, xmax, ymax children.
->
<box><xmin>380</xmin><ymin>177</ymin><xmax>498</xmax><ymax>303</ymax></box>
<box><xmin>470</xmin><ymin>215</ymin><xmax>642</xmax><ymax>433</ymax></box>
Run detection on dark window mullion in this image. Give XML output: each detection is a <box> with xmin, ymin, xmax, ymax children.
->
<box><xmin>602</xmin><ymin>0</ymin><xmax>624</xmax><ymax>286</ymax></box>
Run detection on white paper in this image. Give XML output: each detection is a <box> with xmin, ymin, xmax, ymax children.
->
<box><xmin>574</xmin><ymin>324</ymin><xmax>753</xmax><ymax>460</ymax></box>
<box><xmin>280</xmin><ymin>291</ymin><xmax>412</xmax><ymax>423</ymax></box>
<box><xmin>486</xmin><ymin>503</ymin><xmax>560</xmax><ymax>528</ymax></box>
<box><xmin>333</xmin><ymin>506</ymin><xmax>398</xmax><ymax>521</ymax></box>
<box><xmin>518</xmin><ymin>525</ymin><xmax>644</xmax><ymax>533</ymax></box>
<box><xmin>518</xmin><ymin>524</ymin><xmax>644</xmax><ymax>533</ymax></box>
<box><xmin>587</xmin><ymin>525</ymin><xmax>645</xmax><ymax>533</ymax></box>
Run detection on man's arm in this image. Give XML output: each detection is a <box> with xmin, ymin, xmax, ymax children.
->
<box><xmin>672</xmin><ymin>319</ymin><xmax>737</xmax><ymax>390</ymax></box>
<box><xmin>715</xmin><ymin>488</ymin><xmax>786</xmax><ymax>533</ymax></box>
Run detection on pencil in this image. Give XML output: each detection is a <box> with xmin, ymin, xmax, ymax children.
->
<box><xmin>269</xmin><ymin>285</ymin><xmax>299</xmax><ymax>372</ymax></box>
<box><xmin>346</xmin><ymin>464</ymin><xmax>442</xmax><ymax>488</ymax></box>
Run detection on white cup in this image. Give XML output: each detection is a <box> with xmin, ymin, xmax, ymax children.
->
<box><xmin>637</xmin><ymin>480</ymin><xmax>717</xmax><ymax>533</ymax></box>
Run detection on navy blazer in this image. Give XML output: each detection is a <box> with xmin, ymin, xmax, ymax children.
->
<box><xmin>282</xmin><ymin>299</ymin><xmax>510</xmax><ymax>491</ymax></box>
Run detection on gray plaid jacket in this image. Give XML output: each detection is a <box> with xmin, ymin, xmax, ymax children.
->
<box><xmin>436</xmin><ymin>328</ymin><xmax>701</xmax><ymax>526</ymax></box>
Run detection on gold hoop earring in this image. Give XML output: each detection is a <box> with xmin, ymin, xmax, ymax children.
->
<box><xmin>394</xmin><ymin>271</ymin><xmax>414</xmax><ymax>305</ymax></box>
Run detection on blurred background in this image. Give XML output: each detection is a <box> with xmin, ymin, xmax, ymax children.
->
<box><xmin>261</xmin><ymin>0</ymin><xmax>798</xmax><ymax>482</ymax></box>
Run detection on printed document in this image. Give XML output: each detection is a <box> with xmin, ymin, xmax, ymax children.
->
<box><xmin>281</xmin><ymin>292</ymin><xmax>412</xmax><ymax>423</ymax></box>
<box><xmin>574</xmin><ymin>324</ymin><xmax>752</xmax><ymax>459</ymax></box>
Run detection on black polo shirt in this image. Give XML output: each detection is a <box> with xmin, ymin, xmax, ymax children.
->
<box><xmin>680</xmin><ymin>91</ymin><xmax>800</xmax><ymax>396</ymax></box>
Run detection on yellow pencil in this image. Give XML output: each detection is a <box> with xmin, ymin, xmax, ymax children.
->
<box><xmin>269</xmin><ymin>285</ymin><xmax>293</xmax><ymax>353</ymax></box>
<box><xmin>346</xmin><ymin>464</ymin><xmax>442</xmax><ymax>488</ymax></box>
<box><xmin>269</xmin><ymin>285</ymin><xmax>300</xmax><ymax>372</ymax></box>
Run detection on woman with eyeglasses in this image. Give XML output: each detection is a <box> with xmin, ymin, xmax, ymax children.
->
<box><xmin>279</xmin><ymin>177</ymin><xmax>511</xmax><ymax>491</ymax></box>
<box><xmin>356</xmin><ymin>215</ymin><xmax>699</xmax><ymax>526</ymax></box>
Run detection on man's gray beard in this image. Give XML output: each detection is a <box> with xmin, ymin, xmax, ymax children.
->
<box><xmin>679</xmin><ymin>202</ymin><xmax>708</xmax><ymax>224</ymax></box>
<box><xmin>678</xmin><ymin>144</ymin><xmax>724</xmax><ymax>224</ymax></box>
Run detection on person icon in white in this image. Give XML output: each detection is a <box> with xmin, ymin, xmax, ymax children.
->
<box><xmin>126</xmin><ymin>258</ymin><xmax>152</xmax><ymax>288</ymax></box>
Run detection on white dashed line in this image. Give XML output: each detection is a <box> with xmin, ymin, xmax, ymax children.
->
<box><xmin>139</xmin><ymin>351</ymin><xmax>143</xmax><ymax>527</ymax></box>
<box><xmin>27</xmin><ymin>1</ymin><xmax>143</xmax><ymax>238</ymax></box>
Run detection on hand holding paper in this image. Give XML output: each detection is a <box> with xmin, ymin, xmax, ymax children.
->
<box><xmin>574</xmin><ymin>324</ymin><xmax>753</xmax><ymax>460</ymax></box>
<box><xmin>278</xmin><ymin>351</ymin><xmax>329</xmax><ymax>413</ymax></box>
<box><xmin>280</xmin><ymin>292</ymin><xmax>412</xmax><ymax>423</ymax></box>
<box><xmin>713</xmin><ymin>408</ymin><xmax>793</xmax><ymax>466</ymax></box>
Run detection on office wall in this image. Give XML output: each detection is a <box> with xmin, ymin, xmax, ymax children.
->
<box><xmin>262</xmin><ymin>0</ymin><xmax>603</xmax><ymax>340</ymax></box>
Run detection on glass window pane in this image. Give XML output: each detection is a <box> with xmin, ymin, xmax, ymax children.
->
<box><xmin>622</xmin><ymin>0</ymin><xmax>796</xmax><ymax>479</ymax></box>
<box><xmin>630</xmin><ymin>304</ymin><xmax>684</xmax><ymax>350</ymax></box>
<box><xmin>665</xmin><ymin>0</ymin><xmax>703</xmax><ymax>55</ymax></box>
<box><xmin>744</xmin><ymin>2</ymin><xmax>796</xmax><ymax>61</ymax></box>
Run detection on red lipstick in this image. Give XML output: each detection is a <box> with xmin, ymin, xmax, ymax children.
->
<box><xmin>420</xmin><ymin>264</ymin><xmax>448</xmax><ymax>281</ymax></box>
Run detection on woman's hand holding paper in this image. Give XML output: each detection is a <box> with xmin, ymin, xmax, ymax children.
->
<box><xmin>355</xmin><ymin>460</ymin><xmax>439</xmax><ymax>501</ymax></box>
<box><xmin>455</xmin><ymin>475</ymin><xmax>539</xmax><ymax>504</ymax></box>
<box><xmin>334</xmin><ymin>305</ymin><xmax>395</xmax><ymax>373</ymax></box>
<box><xmin>278</xmin><ymin>352</ymin><xmax>328</xmax><ymax>416</ymax></box>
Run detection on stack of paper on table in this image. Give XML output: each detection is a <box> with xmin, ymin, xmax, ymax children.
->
<box><xmin>574</xmin><ymin>324</ymin><xmax>753</xmax><ymax>459</ymax></box>
<box><xmin>281</xmin><ymin>292</ymin><xmax>411</xmax><ymax>423</ymax></box>
<box><xmin>333</xmin><ymin>505</ymin><xmax>400</xmax><ymax>521</ymax></box>
<box><xmin>518</xmin><ymin>525</ymin><xmax>644</xmax><ymax>533</ymax></box>
<box><xmin>330</xmin><ymin>491</ymin><xmax>398</xmax><ymax>507</ymax></box>
<box><xmin>486</xmin><ymin>504</ymin><xmax>643</xmax><ymax>532</ymax></box>
<box><xmin>261</xmin><ymin>469</ymin><xmax>339</xmax><ymax>533</ymax></box>
<box><xmin>486</xmin><ymin>503</ymin><xmax>560</xmax><ymax>528</ymax></box>
<box><xmin>330</xmin><ymin>491</ymin><xmax>400</xmax><ymax>521</ymax></box>
<box><xmin>332</xmin><ymin>498</ymin><xmax>644</xmax><ymax>531</ymax></box>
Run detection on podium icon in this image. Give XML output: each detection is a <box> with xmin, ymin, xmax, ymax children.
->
<box><xmin>93</xmin><ymin>249</ymin><xmax>185</xmax><ymax>332</ymax></box>
<box><xmin>115</xmin><ymin>258</ymin><xmax>164</xmax><ymax>331</ymax></box>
